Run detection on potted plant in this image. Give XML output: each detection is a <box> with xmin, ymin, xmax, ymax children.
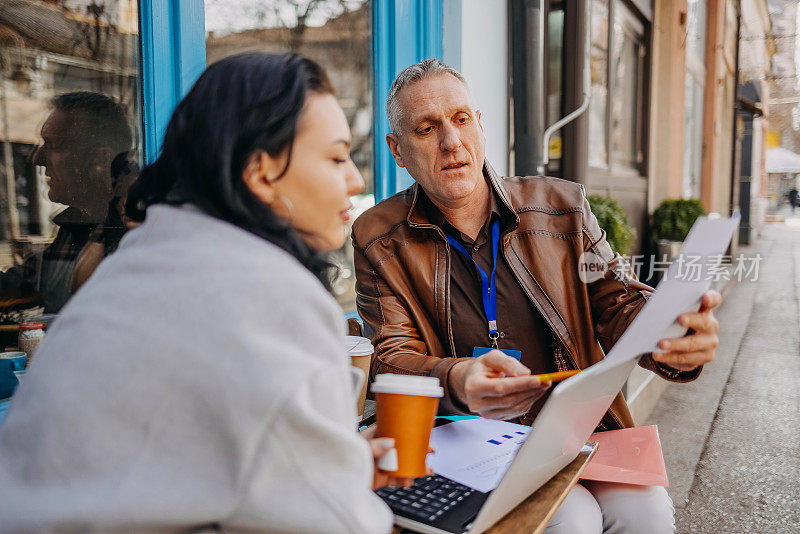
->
<box><xmin>651</xmin><ymin>198</ymin><xmax>707</xmax><ymax>260</ymax></box>
<box><xmin>587</xmin><ymin>195</ymin><xmax>636</xmax><ymax>256</ymax></box>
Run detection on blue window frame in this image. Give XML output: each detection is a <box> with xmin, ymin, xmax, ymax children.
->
<box><xmin>139</xmin><ymin>0</ymin><xmax>206</xmax><ymax>164</ymax></box>
<box><xmin>373</xmin><ymin>0</ymin><xmax>443</xmax><ymax>201</ymax></box>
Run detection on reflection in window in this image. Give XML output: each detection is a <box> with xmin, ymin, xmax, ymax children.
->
<box><xmin>610</xmin><ymin>21</ymin><xmax>641</xmax><ymax>166</ymax></box>
<box><xmin>684</xmin><ymin>75</ymin><xmax>704</xmax><ymax>198</ymax></box>
<box><xmin>204</xmin><ymin>0</ymin><xmax>373</xmax><ymax>313</ymax></box>
<box><xmin>545</xmin><ymin>2</ymin><xmax>564</xmax><ymax>175</ymax></box>
<box><xmin>589</xmin><ymin>0</ymin><xmax>645</xmax><ymax>172</ymax></box>
<box><xmin>686</xmin><ymin>0</ymin><xmax>707</xmax><ymax>66</ymax></box>
<box><xmin>0</xmin><ymin>1</ymin><xmax>141</xmax><ymax>338</ymax></box>
<box><xmin>683</xmin><ymin>0</ymin><xmax>706</xmax><ymax>199</ymax></box>
<box><xmin>588</xmin><ymin>0</ymin><xmax>609</xmax><ymax>168</ymax></box>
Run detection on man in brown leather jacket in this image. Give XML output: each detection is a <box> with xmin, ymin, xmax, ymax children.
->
<box><xmin>353</xmin><ymin>59</ymin><xmax>721</xmax><ymax>533</ymax></box>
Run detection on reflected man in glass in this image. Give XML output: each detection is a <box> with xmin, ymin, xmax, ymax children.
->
<box><xmin>30</xmin><ymin>91</ymin><xmax>134</xmax><ymax>312</ymax></box>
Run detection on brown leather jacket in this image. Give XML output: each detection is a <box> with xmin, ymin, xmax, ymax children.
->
<box><xmin>352</xmin><ymin>163</ymin><xmax>700</xmax><ymax>429</ymax></box>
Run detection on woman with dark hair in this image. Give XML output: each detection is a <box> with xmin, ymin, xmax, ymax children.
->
<box><xmin>0</xmin><ymin>53</ymin><xmax>394</xmax><ymax>532</ymax></box>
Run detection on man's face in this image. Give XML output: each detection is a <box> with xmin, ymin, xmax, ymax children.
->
<box><xmin>387</xmin><ymin>74</ymin><xmax>486</xmax><ymax>208</ymax></box>
<box><xmin>32</xmin><ymin>110</ymin><xmax>110</xmax><ymax>214</ymax></box>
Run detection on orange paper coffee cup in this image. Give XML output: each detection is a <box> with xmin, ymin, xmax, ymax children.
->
<box><xmin>371</xmin><ymin>374</ymin><xmax>443</xmax><ymax>478</ymax></box>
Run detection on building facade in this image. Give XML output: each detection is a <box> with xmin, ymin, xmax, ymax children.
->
<box><xmin>0</xmin><ymin>0</ymin><xmax>771</xmax><ymax>322</ymax></box>
<box><xmin>763</xmin><ymin>0</ymin><xmax>800</xmax><ymax>212</ymax></box>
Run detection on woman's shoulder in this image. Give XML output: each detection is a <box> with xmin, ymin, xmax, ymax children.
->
<box><xmin>121</xmin><ymin>205</ymin><xmax>330</xmax><ymax>293</ymax></box>
<box><xmin>82</xmin><ymin>204</ymin><xmax>345</xmax><ymax>351</ymax></box>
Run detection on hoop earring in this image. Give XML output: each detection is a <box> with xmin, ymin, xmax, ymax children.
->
<box><xmin>275</xmin><ymin>194</ymin><xmax>295</xmax><ymax>223</ymax></box>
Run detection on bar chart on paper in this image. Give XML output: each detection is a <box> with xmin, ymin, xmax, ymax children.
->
<box><xmin>486</xmin><ymin>430</ymin><xmax>528</xmax><ymax>446</ymax></box>
<box><xmin>429</xmin><ymin>418</ymin><xmax>596</xmax><ymax>493</ymax></box>
<box><xmin>429</xmin><ymin>418</ymin><xmax>531</xmax><ymax>492</ymax></box>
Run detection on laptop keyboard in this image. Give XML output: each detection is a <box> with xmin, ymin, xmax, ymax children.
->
<box><xmin>375</xmin><ymin>474</ymin><xmax>476</xmax><ymax>523</ymax></box>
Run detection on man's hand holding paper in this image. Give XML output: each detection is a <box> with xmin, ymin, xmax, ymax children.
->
<box><xmin>653</xmin><ymin>290</ymin><xmax>722</xmax><ymax>372</ymax></box>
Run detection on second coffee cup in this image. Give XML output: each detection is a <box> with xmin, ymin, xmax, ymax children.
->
<box><xmin>345</xmin><ymin>336</ymin><xmax>373</xmax><ymax>417</ymax></box>
<box><xmin>370</xmin><ymin>373</ymin><xmax>443</xmax><ymax>478</ymax></box>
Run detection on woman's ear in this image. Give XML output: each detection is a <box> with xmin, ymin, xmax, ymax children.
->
<box><xmin>242</xmin><ymin>151</ymin><xmax>285</xmax><ymax>205</ymax></box>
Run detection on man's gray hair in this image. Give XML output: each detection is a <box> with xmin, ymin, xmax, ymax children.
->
<box><xmin>386</xmin><ymin>58</ymin><xmax>468</xmax><ymax>133</ymax></box>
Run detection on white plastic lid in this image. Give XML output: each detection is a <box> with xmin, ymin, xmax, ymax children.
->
<box><xmin>344</xmin><ymin>336</ymin><xmax>374</xmax><ymax>357</ymax></box>
<box><xmin>370</xmin><ymin>373</ymin><xmax>443</xmax><ymax>397</ymax></box>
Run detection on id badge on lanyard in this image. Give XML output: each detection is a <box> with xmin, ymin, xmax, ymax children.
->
<box><xmin>446</xmin><ymin>219</ymin><xmax>521</xmax><ymax>361</ymax></box>
<box><xmin>472</xmin><ymin>346</ymin><xmax>522</xmax><ymax>360</ymax></box>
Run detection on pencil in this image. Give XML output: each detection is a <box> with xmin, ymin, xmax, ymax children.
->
<box><xmin>533</xmin><ymin>370</ymin><xmax>580</xmax><ymax>383</ymax></box>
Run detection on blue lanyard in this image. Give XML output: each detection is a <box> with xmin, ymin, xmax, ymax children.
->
<box><xmin>446</xmin><ymin>219</ymin><xmax>501</xmax><ymax>347</ymax></box>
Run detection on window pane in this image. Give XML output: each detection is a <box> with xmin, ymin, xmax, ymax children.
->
<box><xmin>545</xmin><ymin>3</ymin><xmax>564</xmax><ymax>175</ymax></box>
<box><xmin>204</xmin><ymin>0</ymin><xmax>373</xmax><ymax>313</ymax></box>
<box><xmin>686</xmin><ymin>0</ymin><xmax>707</xmax><ymax>65</ymax></box>
<box><xmin>0</xmin><ymin>0</ymin><xmax>142</xmax><ymax>328</ymax></box>
<box><xmin>683</xmin><ymin>75</ymin><xmax>704</xmax><ymax>198</ymax></box>
<box><xmin>610</xmin><ymin>21</ymin><xmax>641</xmax><ymax>166</ymax></box>
<box><xmin>588</xmin><ymin>0</ymin><xmax>609</xmax><ymax>168</ymax></box>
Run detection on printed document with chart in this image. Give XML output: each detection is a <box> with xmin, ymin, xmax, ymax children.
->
<box><xmin>428</xmin><ymin>418</ymin><xmax>590</xmax><ymax>492</ymax></box>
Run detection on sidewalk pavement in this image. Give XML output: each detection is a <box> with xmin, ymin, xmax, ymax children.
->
<box><xmin>645</xmin><ymin>215</ymin><xmax>800</xmax><ymax>533</ymax></box>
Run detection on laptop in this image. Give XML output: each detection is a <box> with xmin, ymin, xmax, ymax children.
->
<box><xmin>375</xmin><ymin>356</ymin><xmax>638</xmax><ymax>534</ymax></box>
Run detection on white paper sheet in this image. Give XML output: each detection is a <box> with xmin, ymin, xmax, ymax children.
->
<box><xmin>602</xmin><ymin>214</ymin><xmax>740</xmax><ymax>364</ymax></box>
<box><xmin>428</xmin><ymin>418</ymin><xmax>531</xmax><ymax>492</ymax></box>
<box><xmin>429</xmin><ymin>418</ymin><xmax>595</xmax><ymax>492</ymax></box>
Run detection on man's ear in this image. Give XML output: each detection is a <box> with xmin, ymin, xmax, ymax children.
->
<box><xmin>88</xmin><ymin>147</ymin><xmax>113</xmax><ymax>191</ymax></box>
<box><xmin>242</xmin><ymin>151</ymin><xmax>285</xmax><ymax>205</ymax></box>
<box><xmin>386</xmin><ymin>133</ymin><xmax>406</xmax><ymax>168</ymax></box>
<box><xmin>90</xmin><ymin>146</ymin><xmax>112</xmax><ymax>172</ymax></box>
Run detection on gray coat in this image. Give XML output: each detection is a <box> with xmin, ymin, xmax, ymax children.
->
<box><xmin>0</xmin><ymin>204</ymin><xmax>392</xmax><ymax>533</ymax></box>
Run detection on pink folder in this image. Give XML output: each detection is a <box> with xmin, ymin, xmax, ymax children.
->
<box><xmin>579</xmin><ymin>425</ymin><xmax>669</xmax><ymax>487</ymax></box>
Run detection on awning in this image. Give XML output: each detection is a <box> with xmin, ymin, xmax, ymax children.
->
<box><xmin>766</xmin><ymin>147</ymin><xmax>800</xmax><ymax>174</ymax></box>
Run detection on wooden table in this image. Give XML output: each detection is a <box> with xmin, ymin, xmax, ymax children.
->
<box><xmin>484</xmin><ymin>442</ymin><xmax>598</xmax><ymax>533</ymax></box>
<box><xmin>394</xmin><ymin>442</ymin><xmax>599</xmax><ymax>534</ymax></box>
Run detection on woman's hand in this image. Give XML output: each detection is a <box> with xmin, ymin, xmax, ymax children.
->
<box><xmin>360</xmin><ymin>425</ymin><xmax>432</xmax><ymax>490</ymax></box>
